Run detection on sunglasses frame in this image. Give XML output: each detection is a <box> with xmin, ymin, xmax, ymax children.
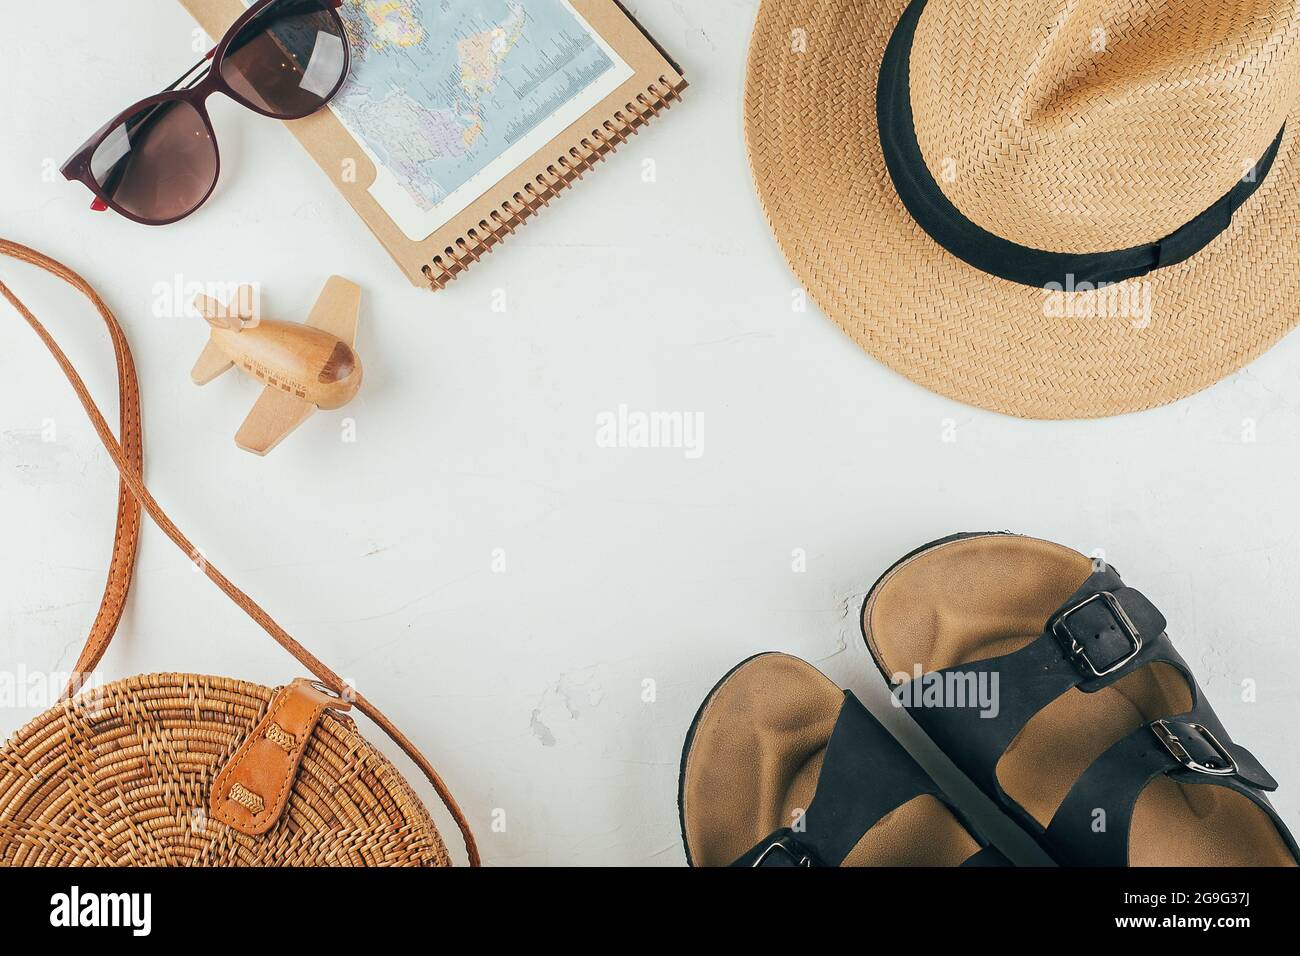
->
<box><xmin>60</xmin><ymin>0</ymin><xmax>350</xmax><ymax>226</ymax></box>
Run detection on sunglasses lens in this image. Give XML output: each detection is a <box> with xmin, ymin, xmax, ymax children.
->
<box><xmin>220</xmin><ymin>0</ymin><xmax>349</xmax><ymax>118</ymax></box>
<box><xmin>90</xmin><ymin>99</ymin><xmax>217</xmax><ymax>223</ymax></box>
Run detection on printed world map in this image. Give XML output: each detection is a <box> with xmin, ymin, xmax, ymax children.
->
<box><xmin>334</xmin><ymin>0</ymin><xmax>622</xmax><ymax>213</ymax></box>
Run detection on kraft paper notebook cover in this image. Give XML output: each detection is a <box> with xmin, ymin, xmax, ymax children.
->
<box><xmin>178</xmin><ymin>1</ymin><xmax>687</xmax><ymax>289</ymax></box>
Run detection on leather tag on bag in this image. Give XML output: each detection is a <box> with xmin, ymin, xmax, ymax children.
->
<box><xmin>211</xmin><ymin>678</ymin><xmax>351</xmax><ymax>835</ymax></box>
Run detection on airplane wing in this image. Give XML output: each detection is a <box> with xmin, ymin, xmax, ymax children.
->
<box><xmin>191</xmin><ymin>340</ymin><xmax>233</xmax><ymax>385</ymax></box>
<box><xmin>304</xmin><ymin>276</ymin><xmax>361</xmax><ymax>346</ymax></box>
<box><xmin>234</xmin><ymin>386</ymin><xmax>315</xmax><ymax>456</ymax></box>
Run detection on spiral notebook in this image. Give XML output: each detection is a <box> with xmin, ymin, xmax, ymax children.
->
<box><xmin>179</xmin><ymin>0</ymin><xmax>686</xmax><ymax>289</ymax></box>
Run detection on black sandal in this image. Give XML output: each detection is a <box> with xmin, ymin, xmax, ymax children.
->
<box><xmin>861</xmin><ymin>532</ymin><xmax>1299</xmax><ymax>867</ymax></box>
<box><xmin>678</xmin><ymin>652</ymin><xmax>1009</xmax><ymax>866</ymax></box>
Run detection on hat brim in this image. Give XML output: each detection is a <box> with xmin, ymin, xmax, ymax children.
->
<box><xmin>745</xmin><ymin>0</ymin><xmax>1300</xmax><ymax>419</ymax></box>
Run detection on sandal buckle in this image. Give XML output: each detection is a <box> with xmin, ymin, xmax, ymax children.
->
<box><xmin>752</xmin><ymin>836</ymin><xmax>815</xmax><ymax>867</ymax></box>
<box><xmin>1051</xmin><ymin>591</ymin><xmax>1143</xmax><ymax>678</ymax></box>
<box><xmin>1152</xmin><ymin>719</ymin><xmax>1238</xmax><ymax>777</ymax></box>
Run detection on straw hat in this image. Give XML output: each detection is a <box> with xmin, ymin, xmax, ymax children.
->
<box><xmin>746</xmin><ymin>0</ymin><xmax>1300</xmax><ymax>418</ymax></box>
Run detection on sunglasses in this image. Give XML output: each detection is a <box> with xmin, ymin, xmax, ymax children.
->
<box><xmin>61</xmin><ymin>0</ymin><xmax>350</xmax><ymax>226</ymax></box>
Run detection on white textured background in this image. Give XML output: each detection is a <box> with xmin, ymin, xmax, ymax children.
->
<box><xmin>1</xmin><ymin>0</ymin><xmax>1297</xmax><ymax>866</ymax></box>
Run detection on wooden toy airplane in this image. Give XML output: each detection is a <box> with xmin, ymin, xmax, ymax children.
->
<box><xmin>191</xmin><ymin>276</ymin><xmax>364</xmax><ymax>456</ymax></box>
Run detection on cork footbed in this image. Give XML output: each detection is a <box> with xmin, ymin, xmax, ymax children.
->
<box><xmin>862</xmin><ymin>534</ymin><xmax>1295</xmax><ymax>867</ymax></box>
<box><xmin>679</xmin><ymin>653</ymin><xmax>979</xmax><ymax>867</ymax></box>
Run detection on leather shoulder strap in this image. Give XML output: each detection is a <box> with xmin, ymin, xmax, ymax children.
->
<box><xmin>0</xmin><ymin>238</ymin><xmax>479</xmax><ymax>866</ymax></box>
<box><xmin>0</xmin><ymin>242</ymin><xmax>144</xmax><ymax>693</ymax></box>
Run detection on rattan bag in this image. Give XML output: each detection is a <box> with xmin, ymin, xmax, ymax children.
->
<box><xmin>0</xmin><ymin>240</ymin><xmax>480</xmax><ymax>866</ymax></box>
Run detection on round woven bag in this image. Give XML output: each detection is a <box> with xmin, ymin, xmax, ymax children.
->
<box><xmin>0</xmin><ymin>675</ymin><xmax>447</xmax><ymax>866</ymax></box>
<box><xmin>0</xmin><ymin>240</ymin><xmax>479</xmax><ymax>867</ymax></box>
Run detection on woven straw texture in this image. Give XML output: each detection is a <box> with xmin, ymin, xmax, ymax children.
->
<box><xmin>745</xmin><ymin>0</ymin><xmax>1300</xmax><ymax>419</ymax></box>
<box><xmin>0</xmin><ymin>674</ymin><xmax>450</xmax><ymax>866</ymax></box>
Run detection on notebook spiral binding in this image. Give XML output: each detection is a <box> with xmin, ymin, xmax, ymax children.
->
<box><xmin>421</xmin><ymin>76</ymin><xmax>685</xmax><ymax>291</ymax></box>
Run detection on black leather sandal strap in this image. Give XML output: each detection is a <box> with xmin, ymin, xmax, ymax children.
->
<box><xmin>960</xmin><ymin>844</ymin><xmax>1013</xmax><ymax>867</ymax></box>
<box><xmin>900</xmin><ymin>567</ymin><xmax>1180</xmax><ymax>794</ymax></box>
<box><xmin>1044</xmin><ymin>711</ymin><xmax>1282</xmax><ymax>866</ymax></box>
<box><xmin>1048</xmin><ymin>571</ymin><xmax>1168</xmax><ymax>686</ymax></box>
<box><xmin>734</xmin><ymin>691</ymin><xmax>979</xmax><ymax>867</ymax></box>
<box><xmin>801</xmin><ymin>691</ymin><xmax>945</xmax><ymax>863</ymax></box>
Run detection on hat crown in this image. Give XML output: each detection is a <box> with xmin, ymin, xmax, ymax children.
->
<box><xmin>911</xmin><ymin>0</ymin><xmax>1300</xmax><ymax>254</ymax></box>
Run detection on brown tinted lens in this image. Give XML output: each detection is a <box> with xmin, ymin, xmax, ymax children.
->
<box><xmin>90</xmin><ymin>99</ymin><xmax>217</xmax><ymax>223</ymax></box>
<box><xmin>219</xmin><ymin>0</ymin><xmax>348</xmax><ymax>118</ymax></box>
